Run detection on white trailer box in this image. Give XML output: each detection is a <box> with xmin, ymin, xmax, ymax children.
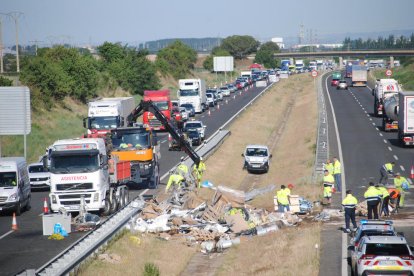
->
<box><xmin>351</xmin><ymin>65</ymin><xmax>367</xmax><ymax>87</ymax></box>
<box><xmin>178</xmin><ymin>79</ymin><xmax>206</xmax><ymax>113</ymax></box>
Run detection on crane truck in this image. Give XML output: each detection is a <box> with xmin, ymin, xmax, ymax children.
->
<box><xmin>47</xmin><ymin>100</ymin><xmax>202</xmax><ymax>215</ymax></box>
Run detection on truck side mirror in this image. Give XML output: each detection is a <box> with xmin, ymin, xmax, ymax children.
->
<box><xmin>83</xmin><ymin>118</ymin><xmax>87</xmax><ymax>128</ymax></box>
<box><xmin>42</xmin><ymin>155</ymin><xmax>48</xmax><ymax>170</ymax></box>
<box><xmin>241</xmin><ymin>153</ymin><xmax>244</xmax><ymax>157</ymax></box>
<box><xmin>269</xmin><ymin>154</ymin><xmax>273</xmax><ymax>158</ymax></box>
<box><xmin>347</xmin><ymin>245</ymin><xmax>355</xmax><ymax>251</ymax></box>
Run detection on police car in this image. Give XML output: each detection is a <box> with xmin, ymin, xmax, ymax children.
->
<box><xmin>350</xmin><ymin>220</ymin><xmax>396</xmax><ymax>248</ymax></box>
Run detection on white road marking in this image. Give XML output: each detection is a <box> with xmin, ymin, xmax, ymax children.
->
<box><xmin>379</xmin><ymin>133</ymin><xmax>383</xmax><ymax>136</ymax></box>
<box><xmin>388</xmin><ymin>146</ymin><xmax>392</xmax><ymax>151</ymax></box>
<box><xmin>401</xmin><ymin>165</ymin><xmax>405</xmax><ymax>172</ymax></box>
<box><xmin>376</xmin><ymin>127</ymin><xmax>380</xmax><ymax>131</ymax></box>
<box><xmin>161</xmin><ymin>140</ymin><xmax>166</xmax><ymax>144</ymax></box>
<box><xmin>364</xmin><ymin>111</ymin><xmax>367</xmax><ymax>114</ymax></box>
<box><xmin>369</xmin><ymin>118</ymin><xmax>372</xmax><ymax>121</ymax></box>
<box><xmin>372</xmin><ymin>122</ymin><xmax>376</xmax><ymax>126</ymax></box>
<box><xmin>393</xmin><ymin>155</ymin><xmax>398</xmax><ymax>160</ymax></box>
<box><xmin>383</xmin><ymin>139</ymin><xmax>387</xmax><ymax>144</ymax></box>
<box><xmin>0</xmin><ymin>230</ymin><xmax>13</xmax><ymax>240</ymax></box>
<box><xmin>139</xmin><ymin>189</ymin><xmax>149</xmax><ymax>196</ymax></box>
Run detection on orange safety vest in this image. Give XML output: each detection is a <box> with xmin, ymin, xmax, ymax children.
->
<box><xmin>388</xmin><ymin>188</ymin><xmax>400</xmax><ymax>199</ymax></box>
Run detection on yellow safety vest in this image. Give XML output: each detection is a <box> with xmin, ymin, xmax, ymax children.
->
<box><xmin>177</xmin><ymin>163</ymin><xmax>189</xmax><ymax>175</ymax></box>
<box><xmin>364</xmin><ymin>186</ymin><xmax>380</xmax><ymax>202</ymax></box>
<box><xmin>323</xmin><ymin>174</ymin><xmax>335</xmax><ymax>185</ymax></box>
<box><xmin>333</xmin><ymin>160</ymin><xmax>341</xmax><ymax>175</ymax></box>
<box><xmin>394</xmin><ymin>176</ymin><xmax>409</xmax><ymax>191</ymax></box>
<box><xmin>165</xmin><ymin>174</ymin><xmax>184</xmax><ymax>191</ymax></box>
<box><xmin>383</xmin><ymin>163</ymin><xmax>394</xmax><ymax>172</ymax></box>
<box><xmin>276</xmin><ymin>189</ymin><xmax>289</xmax><ymax>205</ymax></box>
<box><xmin>377</xmin><ymin>186</ymin><xmax>389</xmax><ymax>198</ymax></box>
<box><xmin>325</xmin><ymin>163</ymin><xmax>334</xmax><ymax>175</ymax></box>
<box><xmin>342</xmin><ymin>194</ymin><xmax>358</xmax><ymax>209</ymax></box>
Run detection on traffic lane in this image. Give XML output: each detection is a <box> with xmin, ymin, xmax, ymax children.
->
<box><xmin>325</xmin><ymin>75</ymin><xmax>339</xmax><ymax>157</ymax></box>
<box><xmin>0</xmin><ymin>189</ymin><xmax>49</xmax><ymax>237</ymax></box>
<box><xmin>347</xmin><ymin>84</ymin><xmax>414</xmax><ymax>177</ymax></box>
<box><xmin>327</xmin><ymin>80</ymin><xmax>395</xmax><ymax>199</ymax></box>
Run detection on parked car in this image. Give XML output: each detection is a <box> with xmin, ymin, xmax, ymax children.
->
<box><xmin>179</xmin><ymin>107</ymin><xmax>189</xmax><ymax>121</ymax></box>
<box><xmin>180</xmin><ymin>103</ymin><xmax>195</xmax><ymax>117</ymax></box>
<box><xmin>350</xmin><ymin>236</ymin><xmax>414</xmax><ymax>276</ymax></box>
<box><xmin>337</xmin><ymin>80</ymin><xmax>348</xmax><ymax>90</ymax></box>
<box><xmin>242</xmin><ymin>145</ymin><xmax>272</xmax><ymax>173</ymax></box>
<box><xmin>220</xmin><ymin>86</ymin><xmax>231</xmax><ymax>97</ymax></box>
<box><xmin>226</xmin><ymin>83</ymin><xmax>237</xmax><ymax>93</ymax></box>
<box><xmin>186</xmin><ymin>129</ymin><xmax>201</xmax><ymax>146</ymax></box>
<box><xmin>211</xmin><ymin>89</ymin><xmax>223</xmax><ymax>101</ymax></box>
<box><xmin>28</xmin><ymin>162</ymin><xmax>50</xmax><ymax>190</ymax></box>
<box><xmin>184</xmin><ymin>120</ymin><xmax>206</xmax><ymax>140</ymax></box>
<box><xmin>206</xmin><ymin>93</ymin><xmax>215</xmax><ymax>107</ymax></box>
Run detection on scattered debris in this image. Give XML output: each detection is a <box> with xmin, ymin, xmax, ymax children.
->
<box><xmin>313</xmin><ymin>208</ymin><xmax>343</xmax><ymax>221</ymax></box>
<box><xmin>98</xmin><ymin>253</ymin><xmax>122</xmax><ymax>264</ymax></box>
<box><xmin>125</xmin><ymin>183</ymin><xmax>313</xmax><ymax>253</ymax></box>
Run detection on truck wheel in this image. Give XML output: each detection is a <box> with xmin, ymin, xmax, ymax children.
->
<box><xmin>110</xmin><ymin>196</ymin><xmax>118</xmax><ymax>214</ymax></box>
<box><xmin>382</xmin><ymin>118</ymin><xmax>388</xmax><ymax>132</ymax></box>
<box><xmin>101</xmin><ymin>198</ymin><xmax>112</xmax><ymax>216</ymax></box>
<box><xmin>149</xmin><ymin>165</ymin><xmax>160</xmax><ymax>189</ymax></box>
<box><xmin>123</xmin><ymin>188</ymin><xmax>129</xmax><ymax>206</ymax></box>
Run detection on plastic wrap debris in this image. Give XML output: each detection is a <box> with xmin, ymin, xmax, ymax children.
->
<box><xmin>313</xmin><ymin>209</ymin><xmax>343</xmax><ymax>221</ymax></box>
<box><xmin>299</xmin><ymin>198</ymin><xmax>313</xmax><ymax>213</ymax></box>
<box><xmin>256</xmin><ymin>222</ymin><xmax>279</xmax><ymax>236</ymax></box>
<box><xmin>245</xmin><ymin>184</ymin><xmax>276</xmax><ymax>201</ymax></box>
<box><xmin>201</xmin><ymin>180</ymin><xmax>215</xmax><ymax>188</ymax></box>
<box><xmin>200</xmin><ymin>241</ymin><xmax>215</xmax><ymax>253</ymax></box>
<box><xmin>204</xmin><ymin>223</ymin><xmax>229</xmax><ymax>234</ymax></box>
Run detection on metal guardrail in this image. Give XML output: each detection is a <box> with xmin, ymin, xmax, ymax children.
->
<box><xmin>312</xmin><ymin>72</ymin><xmax>330</xmax><ymax>183</ymax></box>
<box><xmin>27</xmin><ymin>81</ymin><xmax>278</xmax><ymax>276</ymax></box>
<box><xmin>33</xmin><ymin>200</ymin><xmax>145</xmax><ymax>276</ymax></box>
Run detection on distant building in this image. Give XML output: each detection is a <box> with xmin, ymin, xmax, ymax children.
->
<box><xmin>291</xmin><ymin>43</ymin><xmax>343</xmax><ymax>50</ymax></box>
<box><xmin>271</xmin><ymin>37</ymin><xmax>285</xmax><ymax>49</ymax></box>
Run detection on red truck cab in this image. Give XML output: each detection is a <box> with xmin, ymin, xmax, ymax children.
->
<box><xmin>143</xmin><ymin>90</ymin><xmax>171</xmax><ymax>130</ymax></box>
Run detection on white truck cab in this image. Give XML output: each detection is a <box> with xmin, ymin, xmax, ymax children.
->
<box><xmin>178</xmin><ymin>79</ymin><xmax>207</xmax><ymax>113</ymax></box>
<box><xmin>48</xmin><ymin>138</ymin><xmax>110</xmax><ymax>213</ymax></box>
<box><xmin>0</xmin><ymin>157</ymin><xmax>31</xmax><ymax>215</ymax></box>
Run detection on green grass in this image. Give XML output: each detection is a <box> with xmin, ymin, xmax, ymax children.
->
<box><xmin>373</xmin><ymin>63</ymin><xmax>414</xmax><ymax>90</ymax></box>
<box><xmin>0</xmin><ymin>106</ymin><xmax>86</xmax><ymax>163</ymax></box>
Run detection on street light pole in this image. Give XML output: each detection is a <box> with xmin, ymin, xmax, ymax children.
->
<box><xmin>0</xmin><ymin>17</ymin><xmax>4</xmax><ymax>74</ymax></box>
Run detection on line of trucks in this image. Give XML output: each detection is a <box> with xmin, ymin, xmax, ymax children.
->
<box><xmin>41</xmin><ymin>79</ymin><xmax>209</xmax><ymax>215</ymax></box>
<box><xmin>372</xmin><ymin>78</ymin><xmax>414</xmax><ymax>146</ymax></box>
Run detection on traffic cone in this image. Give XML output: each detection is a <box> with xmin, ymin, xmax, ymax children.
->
<box><xmin>411</xmin><ymin>165</ymin><xmax>414</xmax><ymax>179</ymax></box>
<box><xmin>217</xmin><ymin>104</ymin><xmax>220</xmax><ymax>110</ymax></box>
<box><xmin>226</xmin><ymin>99</ymin><xmax>228</xmax><ymax>104</ymax></box>
<box><xmin>43</xmin><ymin>197</ymin><xmax>49</xmax><ymax>214</ymax></box>
<box><xmin>11</xmin><ymin>212</ymin><xmax>18</xmax><ymax>231</ymax></box>
<box><xmin>208</xmin><ymin>109</ymin><xmax>211</xmax><ymax>116</ymax></box>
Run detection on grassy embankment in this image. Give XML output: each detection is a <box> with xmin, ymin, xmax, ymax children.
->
<box><xmin>372</xmin><ymin>62</ymin><xmax>414</xmax><ymax>90</ymax></box>
<box><xmin>79</xmin><ymin>73</ymin><xmax>321</xmax><ymax>276</ymax></box>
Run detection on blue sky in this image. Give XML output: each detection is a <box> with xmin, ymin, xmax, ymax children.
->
<box><xmin>1</xmin><ymin>0</ymin><xmax>414</xmax><ymax>46</ymax></box>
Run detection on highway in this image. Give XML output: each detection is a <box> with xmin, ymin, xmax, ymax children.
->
<box><xmin>0</xmin><ymin>82</ymin><xmax>273</xmax><ymax>276</ymax></box>
<box><xmin>321</xmin><ymin>73</ymin><xmax>414</xmax><ymax>276</ymax></box>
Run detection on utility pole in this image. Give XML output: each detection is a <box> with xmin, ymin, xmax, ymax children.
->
<box><xmin>7</xmin><ymin>12</ymin><xmax>23</xmax><ymax>73</ymax></box>
<box><xmin>0</xmin><ymin>17</ymin><xmax>4</xmax><ymax>74</ymax></box>
<box><xmin>29</xmin><ymin>40</ymin><xmax>43</xmax><ymax>56</ymax></box>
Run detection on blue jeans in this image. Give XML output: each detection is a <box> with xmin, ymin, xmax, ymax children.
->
<box><xmin>278</xmin><ymin>204</ymin><xmax>290</xmax><ymax>213</ymax></box>
<box><xmin>334</xmin><ymin>173</ymin><xmax>341</xmax><ymax>192</ymax></box>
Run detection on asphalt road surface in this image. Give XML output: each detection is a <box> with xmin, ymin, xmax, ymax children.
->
<box><xmin>320</xmin><ymin>72</ymin><xmax>414</xmax><ymax>276</ymax></box>
<box><xmin>0</xmin><ymin>82</ymin><xmax>273</xmax><ymax>276</ymax></box>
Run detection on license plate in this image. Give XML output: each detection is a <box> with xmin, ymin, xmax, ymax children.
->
<box><xmin>252</xmin><ymin>165</ymin><xmax>260</xmax><ymax>168</ymax></box>
<box><xmin>379</xmin><ymin>260</ymin><xmax>396</xmax><ymax>266</ymax></box>
<box><xmin>68</xmin><ymin>205</ymin><xmax>79</xmax><ymax>210</ymax></box>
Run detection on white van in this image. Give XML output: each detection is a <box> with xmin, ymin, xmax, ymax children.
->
<box><xmin>0</xmin><ymin>157</ymin><xmax>31</xmax><ymax>215</ymax></box>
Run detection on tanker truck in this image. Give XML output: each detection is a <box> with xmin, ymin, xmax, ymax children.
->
<box><xmin>373</xmin><ymin>79</ymin><xmax>401</xmax><ymax>117</ymax></box>
<box><xmin>382</xmin><ymin>94</ymin><xmax>399</xmax><ymax>132</ymax></box>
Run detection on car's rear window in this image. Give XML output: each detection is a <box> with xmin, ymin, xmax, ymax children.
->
<box><xmin>366</xmin><ymin>243</ymin><xmax>409</xmax><ymax>256</ymax></box>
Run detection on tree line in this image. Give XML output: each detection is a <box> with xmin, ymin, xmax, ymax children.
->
<box><xmin>342</xmin><ymin>33</ymin><xmax>414</xmax><ymax>50</ymax></box>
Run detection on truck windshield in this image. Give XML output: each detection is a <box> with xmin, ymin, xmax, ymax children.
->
<box><xmin>179</xmin><ymin>89</ymin><xmax>199</xmax><ymax>97</ymax></box>
<box><xmin>0</xmin><ymin>172</ymin><xmax>17</xmax><ymax>187</ymax></box>
<box><xmin>90</xmin><ymin>116</ymin><xmax>118</xmax><ymax>130</ymax></box>
<box><xmin>246</xmin><ymin>148</ymin><xmax>268</xmax><ymax>157</ymax></box>
<box><xmin>112</xmin><ymin>132</ymin><xmax>150</xmax><ymax>150</ymax></box>
<box><xmin>50</xmin><ymin>153</ymin><xmax>99</xmax><ymax>174</ymax></box>
<box><xmin>29</xmin><ymin>165</ymin><xmax>46</xmax><ymax>173</ymax></box>
<box><xmin>154</xmin><ymin>101</ymin><xmax>169</xmax><ymax>111</ymax></box>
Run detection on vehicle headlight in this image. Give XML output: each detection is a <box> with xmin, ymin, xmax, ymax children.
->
<box><xmin>93</xmin><ymin>193</ymin><xmax>99</xmax><ymax>202</ymax></box>
<box><xmin>245</xmin><ymin>157</ymin><xmax>250</xmax><ymax>162</ymax></box>
<box><xmin>9</xmin><ymin>193</ymin><xmax>18</xmax><ymax>201</ymax></box>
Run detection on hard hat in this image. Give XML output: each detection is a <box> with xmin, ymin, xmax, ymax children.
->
<box><xmin>200</xmin><ymin>157</ymin><xmax>203</xmax><ymax>161</ymax></box>
<box><xmin>288</xmin><ymin>184</ymin><xmax>294</xmax><ymax>189</ymax></box>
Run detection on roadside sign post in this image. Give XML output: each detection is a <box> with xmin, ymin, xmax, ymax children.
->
<box><xmin>385</xmin><ymin>69</ymin><xmax>392</xmax><ymax>78</ymax></box>
<box><xmin>311</xmin><ymin>70</ymin><xmax>318</xmax><ymax>88</ymax></box>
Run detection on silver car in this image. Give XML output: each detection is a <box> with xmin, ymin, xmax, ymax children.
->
<box><xmin>28</xmin><ymin>162</ymin><xmax>50</xmax><ymax>190</ymax></box>
<box><xmin>350</xmin><ymin>236</ymin><xmax>414</xmax><ymax>276</ymax></box>
<box><xmin>220</xmin><ymin>86</ymin><xmax>231</xmax><ymax>97</ymax></box>
<box><xmin>337</xmin><ymin>80</ymin><xmax>348</xmax><ymax>90</ymax></box>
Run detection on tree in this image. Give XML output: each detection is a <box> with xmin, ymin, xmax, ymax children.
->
<box><xmin>97</xmin><ymin>42</ymin><xmax>126</xmax><ymax>64</ymax></box>
<box><xmin>155</xmin><ymin>40</ymin><xmax>197</xmax><ymax>79</ymax></box>
<box><xmin>254</xmin><ymin>42</ymin><xmax>279</xmax><ymax>68</ymax></box>
<box><xmin>221</xmin><ymin>35</ymin><xmax>259</xmax><ymax>59</ymax></box>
